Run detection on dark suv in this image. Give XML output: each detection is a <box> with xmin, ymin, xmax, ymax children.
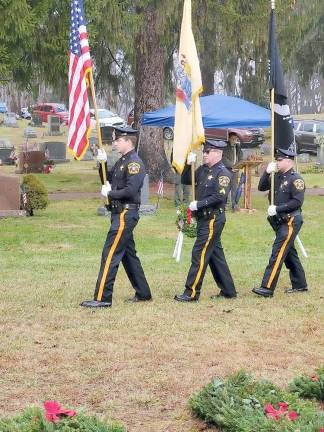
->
<box><xmin>294</xmin><ymin>119</ymin><xmax>324</xmax><ymax>153</ymax></box>
<box><xmin>161</xmin><ymin>126</ymin><xmax>265</xmax><ymax>148</ymax></box>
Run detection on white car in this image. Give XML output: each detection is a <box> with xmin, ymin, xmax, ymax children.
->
<box><xmin>90</xmin><ymin>109</ymin><xmax>125</xmax><ymax>130</ymax></box>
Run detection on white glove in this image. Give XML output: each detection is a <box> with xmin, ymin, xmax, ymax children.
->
<box><xmin>101</xmin><ymin>181</ymin><xmax>111</xmax><ymax>197</ymax></box>
<box><xmin>187</xmin><ymin>152</ymin><xmax>197</xmax><ymax>165</ymax></box>
<box><xmin>266</xmin><ymin>162</ymin><xmax>278</xmax><ymax>174</ymax></box>
<box><xmin>267</xmin><ymin>205</ymin><xmax>277</xmax><ymax>216</ymax></box>
<box><xmin>97</xmin><ymin>148</ymin><xmax>107</xmax><ymax>162</ymax></box>
<box><xmin>189</xmin><ymin>201</ymin><xmax>198</xmax><ymax>211</ymax></box>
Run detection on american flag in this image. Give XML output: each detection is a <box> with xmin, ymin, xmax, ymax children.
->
<box><xmin>157</xmin><ymin>174</ymin><xmax>164</xmax><ymax>196</ymax></box>
<box><xmin>67</xmin><ymin>0</ymin><xmax>92</xmax><ymax>160</ymax></box>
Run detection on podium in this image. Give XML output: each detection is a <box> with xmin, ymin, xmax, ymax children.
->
<box><xmin>233</xmin><ymin>160</ymin><xmax>263</xmax><ymax>211</ymax></box>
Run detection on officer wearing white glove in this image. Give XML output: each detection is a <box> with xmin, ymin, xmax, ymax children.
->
<box><xmin>189</xmin><ymin>200</ymin><xmax>198</xmax><ymax>211</ymax></box>
<box><xmin>266</xmin><ymin>161</ymin><xmax>278</xmax><ymax>174</ymax></box>
<box><xmin>97</xmin><ymin>148</ymin><xmax>107</xmax><ymax>162</ymax></box>
<box><xmin>267</xmin><ymin>205</ymin><xmax>277</xmax><ymax>216</ymax></box>
<box><xmin>187</xmin><ymin>152</ymin><xmax>197</xmax><ymax>165</ymax></box>
<box><xmin>100</xmin><ymin>181</ymin><xmax>112</xmax><ymax>197</ymax></box>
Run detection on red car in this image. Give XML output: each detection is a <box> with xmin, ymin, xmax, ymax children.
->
<box><xmin>32</xmin><ymin>103</ymin><xmax>69</xmax><ymax>125</ymax></box>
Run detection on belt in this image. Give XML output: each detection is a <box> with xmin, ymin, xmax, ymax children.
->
<box><xmin>196</xmin><ymin>207</ymin><xmax>223</xmax><ymax>220</ymax></box>
<box><xmin>280</xmin><ymin>209</ymin><xmax>301</xmax><ymax>218</ymax></box>
<box><xmin>109</xmin><ymin>201</ymin><xmax>140</xmax><ymax>213</ymax></box>
<box><xmin>122</xmin><ymin>203</ymin><xmax>139</xmax><ymax>210</ymax></box>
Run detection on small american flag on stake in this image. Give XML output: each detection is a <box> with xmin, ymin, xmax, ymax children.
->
<box><xmin>156</xmin><ymin>173</ymin><xmax>164</xmax><ymax>209</ymax></box>
<box><xmin>67</xmin><ymin>0</ymin><xmax>92</xmax><ymax>160</ymax></box>
<box><xmin>157</xmin><ymin>173</ymin><xmax>164</xmax><ymax>197</ymax></box>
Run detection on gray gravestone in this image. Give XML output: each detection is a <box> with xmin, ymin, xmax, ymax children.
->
<box><xmin>47</xmin><ymin>115</ymin><xmax>62</xmax><ymax>136</ymax></box>
<box><xmin>0</xmin><ymin>139</ymin><xmax>14</xmax><ymax>165</ymax></box>
<box><xmin>82</xmin><ymin>148</ymin><xmax>94</xmax><ymax>161</ymax></box>
<box><xmin>4</xmin><ymin>113</ymin><xmax>18</xmax><ymax>128</ymax></box>
<box><xmin>297</xmin><ymin>153</ymin><xmax>310</xmax><ymax>163</ymax></box>
<box><xmin>30</xmin><ymin>113</ymin><xmax>42</xmax><ymax>127</ymax></box>
<box><xmin>0</xmin><ymin>173</ymin><xmax>25</xmax><ymax>217</ymax></box>
<box><xmin>316</xmin><ymin>136</ymin><xmax>324</xmax><ymax>167</ymax></box>
<box><xmin>40</xmin><ymin>141</ymin><xmax>68</xmax><ymax>163</ymax></box>
<box><xmin>24</xmin><ymin>127</ymin><xmax>37</xmax><ymax>138</ymax></box>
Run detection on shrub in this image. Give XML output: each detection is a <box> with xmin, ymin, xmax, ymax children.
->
<box><xmin>289</xmin><ymin>366</ymin><xmax>324</xmax><ymax>402</ymax></box>
<box><xmin>21</xmin><ymin>174</ymin><xmax>49</xmax><ymax>216</ymax></box>
<box><xmin>0</xmin><ymin>406</ymin><xmax>125</xmax><ymax>432</ymax></box>
<box><xmin>189</xmin><ymin>370</ymin><xmax>324</xmax><ymax>432</ymax></box>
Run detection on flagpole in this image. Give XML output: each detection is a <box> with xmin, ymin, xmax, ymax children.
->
<box><xmin>191</xmin><ymin>161</ymin><xmax>195</xmax><ymax>200</ymax></box>
<box><xmin>88</xmin><ymin>70</ymin><xmax>109</xmax><ymax>207</ymax></box>
<box><xmin>270</xmin><ymin>0</ymin><xmax>275</xmax><ymax>205</ymax></box>
<box><xmin>88</xmin><ymin>70</ymin><xmax>108</xmax><ymax>186</ymax></box>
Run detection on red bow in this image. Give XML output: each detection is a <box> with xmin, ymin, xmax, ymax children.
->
<box><xmin>264</xmin><ymin>402</ymin><xmax>298</xmax><ymax>422</ymax></box>
<box><xmin>44</xmin><ymin>400</ymin><xmax>76</xmax><ymax>423</ymax></box>
<box><xmin>187</xmin><ymin>208</ymin><xmax>192</xmax><ymax>224</ymax></box>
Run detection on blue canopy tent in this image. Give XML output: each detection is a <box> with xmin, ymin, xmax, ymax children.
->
<box><xmin>141</xmin><ymin>94</ymin><xmax>271</xmax><ymax>128</ymax></box>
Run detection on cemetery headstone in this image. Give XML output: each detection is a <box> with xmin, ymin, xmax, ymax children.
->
<box><xmin>47</xmin><ymin>115</ymin><xmax>62</xmax><ymax>136</ymax></box>
<box><xmin>17</xmin><ymin>150</ymin><xmax>46</xmax><ymax>174</ymax></box>
<box><xmin>40</xmin><ymin>141</ymin><xmax>68</xmax><ymax>163</ymax></box>
<box><xmin>316</xmin><ymin>135</ymin><xmax>324</xmax><ymax>167</ymax></box>
<box><xmin>24</xmin><ymin>127</ymin><xmax>37</xmax><ymax>138</ymax></box>
<box><xmin>0</xmin><ymin>139</ymin><xmax>14</xmax><ymax>165</ymax></box>
<box><xmin>297</xmin><ymin>153</ymin><xmax>310</xmax><ymax>163</ymax></box>
<box><xmin>4</xmin><ymin>112</ymin><xmax>18</xmax><ymax>128</ymax></box>
<box><xmin>0</xmin><ymin>173</ymin><xmax>26</xmax><ymax>217</ymax></box>
<box><xmin>30</xmin><ymin>113</ymin><xmax>43</xmax><ymax>127</ymax></box>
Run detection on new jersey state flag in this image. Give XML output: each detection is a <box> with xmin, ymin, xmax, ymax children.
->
<box><xmin>172</xmin><ymin>0</ymin><xmax>205</xmax><ymax>174</ymax></box>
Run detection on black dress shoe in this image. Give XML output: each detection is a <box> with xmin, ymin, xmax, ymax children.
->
<box><xmin>210</xmin><ymin>291</ymin><xmax>237</xmax><ymax>299</ymax></box>
<box><xmin>252</xmin><ymin>287</ymin><xmax>273</xmax><ymax>298</ymax></box>
<box><xmin>125</xmin><ymin>295</ymin><xmax>152</xmax><ymax>303</ymax></box>
<box><xmin>285</xmin><ymin>286</ymin><xmax>308</xmax><ymax>294</ymax></box>
<box><xmin>174</xmin><ymin>293</ymin><xmax>199</xmax><ymax>302</ymax></box>
<box><xmin>80</xmin><ymin>300</ymin><xmax>112</xmax><ymax>308</ymax></box>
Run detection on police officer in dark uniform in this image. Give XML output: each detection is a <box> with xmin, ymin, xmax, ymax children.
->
<box><xmin>81</xmin><ymin>126</ymin><xmax>152</xmax><ymax>308</ymax></box>
<box><xmin>252</xmin><ymin>148</ymin><xmax>308</xmax><ymax>298</ymax></box>
<box><xmin>174</xmin><ymin>139</ymin><xmax>237</xmax><ymax>302</ymax></box>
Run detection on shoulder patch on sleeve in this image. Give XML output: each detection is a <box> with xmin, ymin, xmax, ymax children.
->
<box><xmin>219</xmin><ymin>175</ymin><xmax>230</xmax><ymax>187</ymax></box>
<box><xmin>128</xmin><ymin>162</ymin><xmax>141</xmax><ymax>175</ymax></box>
<box><xmin>293</xmin><ymin>179</ymin><xmax>305</xmax><ymax>190</ymax></box>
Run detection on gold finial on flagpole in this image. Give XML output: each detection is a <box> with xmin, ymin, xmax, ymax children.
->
<box><xmin>271</xmin><ymin>0</ymin><xmax>275</xmax><ymax>9</ymax></box>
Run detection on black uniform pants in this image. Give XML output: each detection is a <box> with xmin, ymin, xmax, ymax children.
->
<box><xmin>184</xmin><ymin>213</ymin><xmax>236</xmax><ymax>299</ymax></box>
<box><xmin>261</xmin><ymin>215</ymin><xmax>307</xmax><ymax>291</ymax></box>
<box><xmin>94</xmin><ymin>209</ymin><xmax>151</xmax><ymax>303</ymax></box>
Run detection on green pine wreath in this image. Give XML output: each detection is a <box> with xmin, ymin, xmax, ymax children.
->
<box><xmin>176</xmin><ymin>203</ymin><xmax>197</xmax><ymax>238</ymax></box>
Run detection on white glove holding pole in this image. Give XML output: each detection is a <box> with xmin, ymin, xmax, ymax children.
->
<box><xmin>266</xmin><ymin>162</ymin><xmax>278</xmax><ymax>174</ymax></box>
<box><xmin>189</xmin><ymin>201</ymin><xmax>198</xmax><ymax>211</ymax></box>
<box><xmin>101</xmin><ymin>181</ymin><xmax>111</xmax><ymax>197</ymax></box>
<box><xmin>267</xmin><ymin>205</ymin><xmax>277</xmax><ymax>216</ymax></box>
<box><xmin>187</xmin><ymin>152</ymin><xmax>197</xmax><ymax>165</ymax></box>
<box><xmin>97</xmin><ymin>148</ymin><xmax>107</xmax><ymax>162</ymax></box>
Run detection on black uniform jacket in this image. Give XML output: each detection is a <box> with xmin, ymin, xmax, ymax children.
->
<box><xmin>258</xmin><ymin>168</ymin><xmax>305</xmax><ymax>214</ymax></box>
<box><xmin>181</xmin><ymin>161</ymin><xmax>231</xmax><ymax>210</ymax></box>
<box><xmin>99</xmin><ymin>149</ymin><xmax>145</xmax><ymax>205</ymax></box>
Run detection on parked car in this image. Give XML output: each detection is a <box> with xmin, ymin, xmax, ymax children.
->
<box><xmin>21</xmin><ymin>107</ymin><xmax>32</xmax><ymax>119</ymax></box>
<box><xmin>161</xmin><ymin>126</ymin><xmax>265</xmax><ymax>148</ymax></box>
<box><xmin>294</xmin><ymin>119</ymin><xmax>324</xmax><ymax>153</ymax></box>
<box><xmin>0</xmin><ymin>102</ymin><xmax>8</xmax><ymax>114</ymax></box>
<box><xmin>90</xmin><ymin>109</ymin><xmax>126</xmax><ymax>129</ymax></box>
<box><xmin>32</xmin><ymin>102</ymin><xmax>69</xmax><ymax>125</ymax></box>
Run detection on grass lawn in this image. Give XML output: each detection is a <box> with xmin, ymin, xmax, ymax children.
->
<box><xmin>0</xmin><ymin>191</ymin><xmax>323</xmax><ymax>431</ymax></box>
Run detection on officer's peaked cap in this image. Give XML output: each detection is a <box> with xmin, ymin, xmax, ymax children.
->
<box><xmin>204</xmin><ymin>139</ymin><xmax>227</xmax><ymax>149</ymax></box>
<box><xmin>113</xmin><ymin>126</ymin><xmax>138</xmax><ymax>139</ymax></box>
<box><xmin>275</xmin><ymin>147</ymin><xmax>297</xmax><ymax>160</ymax></box>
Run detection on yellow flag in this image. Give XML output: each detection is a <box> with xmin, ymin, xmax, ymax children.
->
<box><xmin>172</xmin><ymin>0</ymin><xmax>205</xmax><ymax>174</ymax></box>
